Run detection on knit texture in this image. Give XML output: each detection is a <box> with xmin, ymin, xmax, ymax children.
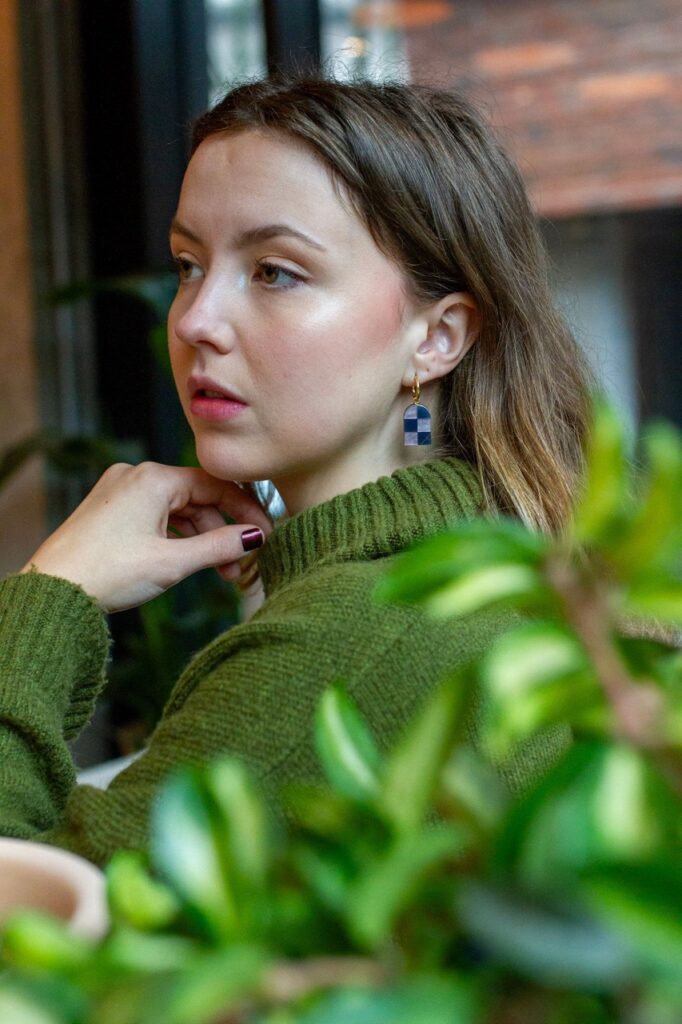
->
<box><xmin>0</xmin><ymin>456</ymin><xmax>570</xmax><ymax>865</ymax></box>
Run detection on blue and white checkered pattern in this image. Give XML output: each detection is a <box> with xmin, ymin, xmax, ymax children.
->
<box><xmin>403</xmin><ymin>403</ymin><xmax>432</xmax><ymax>445</ymax></box>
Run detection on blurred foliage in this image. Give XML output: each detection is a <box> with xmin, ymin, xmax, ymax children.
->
<box><xmin>0</xmin><ymin>432</ymin><xmax>144</xmax><ymax>491</ymax></box>
<box><xmin>48</xmin><ymin>272</ymin><xmax>178</xmax><ymax>380</ymax></box>
<box><xmin>0</xmin><ymin>396</ymin><xmax>680</xmax><ymax>1022</ymax></box>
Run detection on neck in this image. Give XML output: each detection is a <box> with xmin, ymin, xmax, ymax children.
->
<box><xmin>272</xmin><ymin>383</ymin><xmax>442</xmax><ymax>517</ymax></box>
<box><xmin>273</xmin><ymin>432</ymin><xmax>435</xmax><ymax>518</ymax></box>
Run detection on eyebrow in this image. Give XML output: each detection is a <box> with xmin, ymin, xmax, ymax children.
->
<box><xmin>168</xmin><ymin>217</ymin><xmax>327</xmax><ymax>252</ymax></box>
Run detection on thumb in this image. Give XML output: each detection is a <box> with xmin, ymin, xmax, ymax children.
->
<box><xmin>169</xmin><ymin>524</ymin><xmax>265</xmax><ymax>579</ymax></box>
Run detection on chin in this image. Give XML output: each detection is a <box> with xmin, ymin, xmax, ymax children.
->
<box><xmin>192</xmin><ymin>434</ymin><xmax>272</xmax><ymax>483</ymax></box>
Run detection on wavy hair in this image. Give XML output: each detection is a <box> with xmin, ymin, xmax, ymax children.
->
<box><xmin>189</xmin><ymin>73</ymin><xmax>595</xmax><ymax>534</ymax></box>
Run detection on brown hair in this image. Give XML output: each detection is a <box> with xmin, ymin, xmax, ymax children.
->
<box><xmin>189</xmin><ymin>73</ymin><xmax>595</xmax><ymax>534</ymax></box>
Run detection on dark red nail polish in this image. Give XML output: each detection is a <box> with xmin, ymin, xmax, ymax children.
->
<box><xmin>241</xmin><ymin>527</ymin><xmax>264</xmax><ymax>552</ymax></box>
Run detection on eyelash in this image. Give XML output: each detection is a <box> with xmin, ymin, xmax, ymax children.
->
<box><xmin>169</xmin><ymin>256</ymin><xmax>303</xmax><ymax>291</ymax></box>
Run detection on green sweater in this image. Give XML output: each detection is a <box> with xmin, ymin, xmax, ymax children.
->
<box><xmin>0</xmin><ymin>456</ymin><xmax>569</xmax><ymax>865</ymax></box>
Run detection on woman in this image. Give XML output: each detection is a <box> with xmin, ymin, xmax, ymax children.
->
<box><xmin>0</xmin><ymin>74</ymin><xmax>592</xmax><ymax>864</ymax></box>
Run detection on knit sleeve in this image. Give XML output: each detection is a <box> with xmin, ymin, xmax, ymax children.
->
<box><xmin>0</xmin><ymin>571</ymin><xmax>112</xmax><ymax>838</ymax></box>
<box><xmin>0</xmin><ymin>556</ymin><xmax>367</xmax><ymax>862</ymax></box>
<box><xmin>0</xmin><ymin>599</ymin><xmax>349</xmax><ymax>864</ymax></box>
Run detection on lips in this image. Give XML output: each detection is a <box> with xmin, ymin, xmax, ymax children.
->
<box><xmin>187</xmin><ymin>374</ymin><xmax>246</xmax><ymax>405</ymax></box>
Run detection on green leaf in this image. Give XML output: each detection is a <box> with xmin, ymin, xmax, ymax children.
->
<box><xmin>150</xmin><ymin>759</ymin><xmax>272</xmax><ymax>942</ymax></box>
<box><xmin>48</xmin><ymin>271</ymin><xmax>176</xmax><ymax>321</ymax></box>
<box><xmin>493</xmin><ymin>741</ymin><xmax>676</xmax><ymax>888</ymax></box>
<box><xmin>101</xmin><ymin>927</ymin><xmax>198</xmax><ymax>975</ymax></box>
<box><xmin>623</xmin><ymin>582</ymin><xmax>682</xmax><ymax>626</ymax></box>
<box><xmin>0</xmin><ymin>432</ymin><xmax>143</xmax><ymax>490</ymax></box>
<box><xmin>281</xmin><ymin>783</ymin><xmax>356</xmax><ymax>837</ymax></box>
<box><xmin>0</xmin><ymin>975</ymin><xmax>86</xmax><ymax>1024</ymax></box>
<box><xmin>346</xmin><ymin>824</ymin><xmax>466</xmax><ymax>950</ymax></box>
<box><xmin>315</xmin><ymin>685</ymin><xmax>382</xmax><ymax>802</ymax></box>
<box><xmin>609</xmin><ymin>421</ymin><xmax>682</xmax><ymax>578</ymax></box>
<box><xmin>439</xmin><ymin>746</ymin><xmax>509</xmax><ymax>830</ymax></box>
<box><xmin>150</xmin><ymin>944</ymin><xmax>268</xmax><ymax>1024</ymax></box>
<box><xmin>478</xmin><ymin>621</ymin><xmax>600</xmax><ymax>758</ymax></box>
<box><xmin>298</xmin><ymin>974</ymin><xmax>478</xmax><ymax>1024</ymax></box>
<box><xmin>572</xmin><ymin>396</ymin><xmax>633</xmax><ymax>545</ymax></box>
<box><xmin>373</xmin><ymin>517</ymin><xmax>548</xmax><ymax>609</ymax></box>
<box><xmin>615</xmin><ymin>632</ymin><xmax>681</xmax><ymax>679</ymax></box>
<box><xmin>425</xmin><ymin>563</ymin><xmax>545</xmax><ymax>619</ymax></box>
<box><xmin>204</xmin><ymin>757</ymin><xmax>272</xmax><ymax>895</ymax></box>
<box><xmin>106</xmin><ymin>851</ymin><xmax>179</xmax><ymax>931</ymax></box>
<box><xmin>148</xmin><ymin>321</ymin><xmax>172</xmax><ymax>377</ymax></box>
<box><xmin>482</xmin><ymin>622</ymin><xmax>590</xmax><ymax>698</ymax></box>
<box><xmin>150</xmin><ymin>767</ymin><xmax>238</xmax><ymax>941</ymax></box>
<box><xmin>457</xmin><ymin>879</ymin><xmax>636</xmax><ymax>990</ymax></box>
<box><xmin>581</xmin><ymin>860</ymin><xmax>682</xmax><ymax>981</ymax></box>
<box><xmin>0</xmin><ymin>986</ymin><xmax>69</xmax><ymax>1024</ymax></box>
<box><xmin>262</xmin><ymin>888</ymin><xmax>321</xmax><ymax>958</ymax></box>
<box><xmin>0</xmin><ymin>911</ymin><xmax>93</xmax><ymax>974</ymax></box>
<box><xmin>92</xmin><ymin>975</ymin><xmax>164</xmax><ymax>1024</ymax></box>
<box><xmin>380</xmin><ymin>671</ymin><xmax>470</xmax><ymax>833</ymax></box>
<box><xmin>109</xmin><ymin>272</ymin><xmax>177</xmax><ymax>320</ymax></box>
<box><xmin>290</xmin><ymin>843</ymin><xmax>354</xmax><ymax>915</ymax></box>
<box><xmin>0</xmin><ymin>435</ymin><xmax>44</xmax><ymax>489</ymax></box>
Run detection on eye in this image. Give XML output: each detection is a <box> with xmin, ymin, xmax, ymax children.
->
<box><xmin>254</xmin><ymin>261</ymin><xmax>303</xmax><ymax>290</ymax></box>
<box><xmin>169</xmin><ymin>255</ymin><xmax>201</xmax><ymax>283</ymax></box>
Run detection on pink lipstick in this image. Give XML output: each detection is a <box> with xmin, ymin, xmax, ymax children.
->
<box><xmin>188</xmin><ymin>374</ymin><xmax>248</xmax><ymax>422</ymax></box>
<box><xmin>190</xmin><ymin>394</ymin><xmax>247</xmax><ymax>421</ymax></box>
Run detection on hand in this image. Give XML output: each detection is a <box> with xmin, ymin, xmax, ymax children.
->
<box><xmin>19</xmin><ymin>462</ymin><xmax>273</xmax><ymax>613</ymax></box>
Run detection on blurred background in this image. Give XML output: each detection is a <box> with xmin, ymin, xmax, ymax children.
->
<box><xmin>2</xmin><ymin>0</ymin><xmax>681</xmax><ymax>763</ymax></box>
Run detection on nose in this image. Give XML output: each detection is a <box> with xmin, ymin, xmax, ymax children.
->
<box><xmin>171</xmin><ymin>277</ymin><xmax>237</xmax><ymax>354</ymax></box>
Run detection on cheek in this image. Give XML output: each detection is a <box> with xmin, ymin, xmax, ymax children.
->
<box><xmin>281</xmin><ymin>277</ymin><xmax>406</xmax><ymax>375</ymax></box>
<box><xmin>310</xmin><ymin>282</ymin><xmax>407</xmax><ymax>388</ymax></box>
<box><xmin>364</xmin><ymin>286</ymin><xmax>407</xmax><ymax>353</ymax></box>
<box><xmin>253</xmin><ymin>296</ymin><xmax>404</xmax><ymax>435</ymax></box>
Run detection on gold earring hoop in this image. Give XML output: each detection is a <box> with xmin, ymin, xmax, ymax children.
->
<box><xmin>403</xmin><ymin>372</ymin><xmax>432</xmax><ymax>446</ymax></box>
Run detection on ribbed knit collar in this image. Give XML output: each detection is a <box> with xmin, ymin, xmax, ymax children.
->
<box><xmin>258</xmin><ymin>457</ymin><xmax>484</xmax><ymax>598</ymax></box>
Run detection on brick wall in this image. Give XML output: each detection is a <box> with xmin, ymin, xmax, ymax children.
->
<box><xmin>395</xmin><ymin>0</ymin><xmax>682</xmax><ymax>218</ymax></box>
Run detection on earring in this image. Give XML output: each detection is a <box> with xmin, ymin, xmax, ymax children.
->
<box><xmin>403</xmin><ymin>373</ymin><xmax>432</xmax><ymax>446</ymax></box>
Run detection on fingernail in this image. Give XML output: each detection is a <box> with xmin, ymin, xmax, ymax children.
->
<box><xmin>241</xmin><ymin>527</ymin><xmax>264</xmax><ymax>552</ymax></box>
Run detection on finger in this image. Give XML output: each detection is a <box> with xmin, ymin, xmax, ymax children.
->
<box><xmin>162</xmin><ymin>468</ymin><xmax>273</xmax><ymax>535</ymax></box>
<box><xmin>235</xmin><ymin>557</ymin><xmax>260</xmax><ymax>591</ymax></box>
<box><xmin>216</xmin><ymin>544</ymin><xmax>259</xmax><ymax>584</ymax></box>
<box><xmin>167</xmin><ymin>523</ymin><xmax>265</xmax><ymax>580</ymax></box>
<box><xmin>217</xmin><ymin>551</ymin><xmax>260</xmax><ymax>587</ymax></box>
<box><xmin>170</xmin><ymin>504</ymin><xmax>227</xmax><ymax>537</ymax></box>
<box><xmin>217</xmin><ymin>562</ymin><xmax>242</xmax><ymax>581</ymax></box>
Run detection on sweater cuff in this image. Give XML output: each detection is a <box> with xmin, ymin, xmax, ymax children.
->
<box><xmin>0</xmin><ymin>571</ymin><xmax>113</xmax><ymax>740</ymax></box>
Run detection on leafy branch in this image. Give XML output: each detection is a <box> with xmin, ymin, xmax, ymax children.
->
<box><xmin>1</xmin><ymin>395</ymin><xmax>680</xmax><ymax>1024</ymax></box>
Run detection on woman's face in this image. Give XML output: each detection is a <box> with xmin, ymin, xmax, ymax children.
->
<box><xmin>168</xmin><ymin>129</ymin><xmax>419</xmax><ymax>498</ymax></box>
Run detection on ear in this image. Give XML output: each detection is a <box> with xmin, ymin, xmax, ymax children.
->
<box><xmin>401</xmin><ymin>293</ymin><xmax>480</xmax><ymax>388</ymax></box>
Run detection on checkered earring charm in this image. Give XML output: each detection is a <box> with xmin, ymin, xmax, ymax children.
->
<box><xmin>403</xmin><ymin>373</ymin><xmax>432</xmax><ymax>446</ymax></box>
